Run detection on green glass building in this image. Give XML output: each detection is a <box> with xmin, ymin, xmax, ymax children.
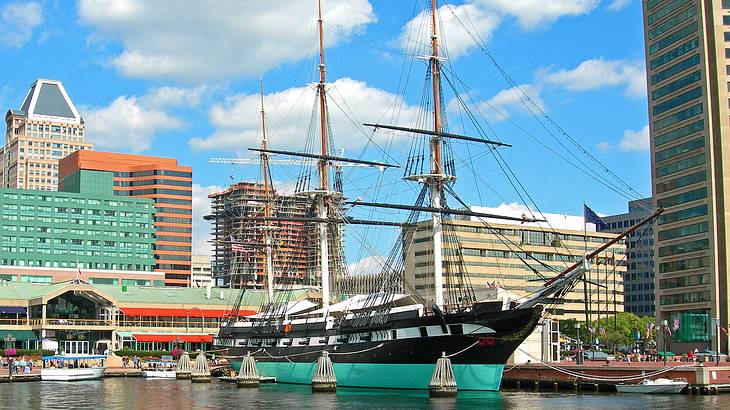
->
<box><xmin>0</xmin><ymin>170</ymin><xmax>155</xmax><ymax>272</ymax></box>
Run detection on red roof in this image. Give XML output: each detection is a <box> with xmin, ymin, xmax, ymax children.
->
<box><xmin>119</xmin><ymin>307</ymin><xmax>255</xmax><ymax>318</ymax></box>
<box><xmin>132</xmin><ymin>333</ymin><xmax>213</xmax><ymax>343</ymax></box>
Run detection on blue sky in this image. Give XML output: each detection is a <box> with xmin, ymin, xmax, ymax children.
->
<box><xmin>0</xmin><ymin>0</ymin><xmax>652</xmax><ymax>268</ymax></box>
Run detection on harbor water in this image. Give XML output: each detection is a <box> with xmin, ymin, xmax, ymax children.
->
<box><xmin>1</xmin><ymin>378</ymin><xmax>728</xmax><ymax>409</ymax></box>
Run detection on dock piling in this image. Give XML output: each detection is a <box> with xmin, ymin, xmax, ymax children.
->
<box><xmin>191</xmin><ymin>351</ymin><xmax>211</xmax><ymax>383</ymax></box>
<box><xmin>311</xmin><ymin>351</ymin><xmax>337</xmax><ymax>393</ymax></box>
<box><xmin>429</xmin><ymin>352</ymin><xmax>457</xmax><ymax>398</ymax></box>
<box><xmin>237</xmin><ymin>352</ymin><xmax>260</xmax><ymax>388</ymax></box>
<box><xmin>176</xmin><ymin>352</ymin><xmax>191</xmax><ymax>380</ymax></box>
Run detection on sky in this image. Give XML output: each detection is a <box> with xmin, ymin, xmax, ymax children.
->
<box><xmin>0</xmin><ymin>0</ymin><xmax>652</xmax><ymax>273</ymax></box>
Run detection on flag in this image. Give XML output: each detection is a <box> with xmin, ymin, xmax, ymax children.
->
<box><xmin>584</xmin><ymin>204</ymin><xmax>607</xmax><ymax>230</ymax></box>
<box><xmin>645</xmin><ymin>322</ymin><xmax>654</xmax><ymax>339</ymax></box>
<box><xmin>721</xmin><ymin>326</ymin><xmax>728</xmax><ymax>336</ymax></box>
<box><xmin>665</xmin><ymin>325</ymin><xmax>672</xmax><ymax>336</ymax></box>
<box><xmin>673</xmin><ymin>317</ymin><xmax>680</xmax><ymax>332</ymax></box>
<box><xmin>231</xmin><ymin>243</ymin><xmax>246</xmax><ymax>253</ymax></box>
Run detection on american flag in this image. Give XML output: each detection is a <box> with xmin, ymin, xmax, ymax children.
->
<box><xmin>673</xmin><ymin>317</ymin><xmax>680</xmax><ymax>332</ymax></box>
<box><xmin>645</xmin><ymin>322</ymin><xmax>654</xmax><ymax>339</ymax></box>
<box><xmin>231</xmin><ymin>243</ymin><xmax>246</xmax><ymax>253</ymax></box>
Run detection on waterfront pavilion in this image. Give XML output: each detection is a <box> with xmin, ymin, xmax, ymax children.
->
<box><xmin>0</xmin><ymin>279</ymin><xmax>314</xmax><ymax>352</ymax></box>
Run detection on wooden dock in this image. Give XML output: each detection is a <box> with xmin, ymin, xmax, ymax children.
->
<box><xmin>502</xmin><ymin>361</ymin><xmax>730</xmax><ymax>394</ymax></box>
<box><xmin>0</xmin><ymin>373</ymin><xmax>41</xmax><ymax>383</ymax></box>
<box><xmin>104</xmin><ymin>367</ymin><xmax>142</xmax><ymax>377</ymax></box>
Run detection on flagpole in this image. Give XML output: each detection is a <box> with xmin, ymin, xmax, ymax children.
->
<box><xmin>582</xmin><ymin>203</ymin><xmax>591</xmax><ymax>341</ymax></box>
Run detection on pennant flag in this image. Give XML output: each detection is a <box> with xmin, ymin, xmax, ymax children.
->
<box><xmin>584</xmin><ymin>204</ymin><xmax>607</xmax><ymax>230</ymax></box>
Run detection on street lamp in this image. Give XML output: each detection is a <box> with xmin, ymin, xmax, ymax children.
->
<box><xmin>661</xmin><ymin>320</ymin><xmax>668</xmax><ymax>366</ymax></box>
<box><xmin>575</xmin><ymin>323</ymin><xmax>584</xmax><ymax>365</ymax></box>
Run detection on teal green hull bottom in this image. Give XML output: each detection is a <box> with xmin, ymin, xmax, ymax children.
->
<box><xmin>231</xmin><ymin>361</ymin><xmax>504</xmax><ymax>391</ymax></box>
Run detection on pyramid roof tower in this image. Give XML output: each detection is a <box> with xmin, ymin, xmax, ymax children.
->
<box><xmin>17</xmin><ymin>79</ymin><xmax>83</xmax><ymax>125</ymax></box>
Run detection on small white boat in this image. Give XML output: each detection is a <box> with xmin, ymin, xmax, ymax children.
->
<box><xmin>142</xmin><ymin>360</ymin><xmax>177</xmax><ymax>379</ymax></box>
<box><xmin>616</xmin><ymin>378</ymin><xmax>688</xmax><ymax>394</ymax></box>
<box><xmin>41</xmin><ymin>355</ymin><xmax>106</xmax><ymax>381</ymax></box>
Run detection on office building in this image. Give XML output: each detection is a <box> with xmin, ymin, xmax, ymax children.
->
<box><xmin>643</xmin><ymin>0</ymin><xmax>727</xmax><ymax>353</ymax></box>
<box><xmin>600</xmin><ymin>198</ymin><xmax>656</xmax><ymax>316</ymax></box>
<box><xmin>0</xmin><ymin>170</ymin><xmax>156</xmax><ymax>276</ymax></box>
<box><xmin>1</xmin><ymin>79</ymin><xmax>93</xmax><ymax>191</ymax></box>
<box><xmin>191</xmin><ymin>255</ymin><xmax>213</xmax><ymax>288</ymax></box>
<box><xmin>59</xmin><ymin>151</ymin><xmax>192</xmax><ymax>286</ymax></box>
<box><xmin>404</xmin><ymin>206</ymin><xmax>625</xmax><ymax>321</ymax></box>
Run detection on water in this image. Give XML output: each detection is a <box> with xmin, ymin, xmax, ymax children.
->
<box><xmin>0</xmin><ymin>379</ymin><xmax>727</xmax><ymax>409</ymax></box>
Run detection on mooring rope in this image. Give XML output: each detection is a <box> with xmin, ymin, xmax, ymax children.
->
<box><xmin>444</xmin><ymin>341</ymin><xmax>479</xmax><ymax>358</ymax></box>
<box><xmin>247</xmin><ymin>343</ymin><xmax>387</xmax><ymax>362</ymax></box>
<box><xmin>516</xmin><ymin>348</ymin><xmax>695</xmax><ymax>382</ymax></box>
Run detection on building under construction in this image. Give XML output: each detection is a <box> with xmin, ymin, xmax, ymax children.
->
<box><xmin>206</xmin><ymin>182</ymin><xmax>346</xmax><ymax>290</ymax></box>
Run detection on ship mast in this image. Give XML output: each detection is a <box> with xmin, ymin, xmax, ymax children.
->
<box><xmin>316</xmin><ymin>0</ymin><xmax>331</xmax><ymax>310</ymax></box>
<box><xmin>259</xmin><ymin>79</ymin><xmax>275</xmax><ymax>302</ymax></box>
<box><xmin>428</xmin><ymin>0</ymin><xmax>448</xmax><ymax>310</ymax></box>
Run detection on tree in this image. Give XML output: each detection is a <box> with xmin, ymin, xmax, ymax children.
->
<box><xmin>589</xmin><ymin>312</ymin><xmax>655</xmax><ymax>351</ymax></box>
<box><xmin>558</xmin><ymin>313</ymin><xmax>655</xmax><ymax>350</ymax></box>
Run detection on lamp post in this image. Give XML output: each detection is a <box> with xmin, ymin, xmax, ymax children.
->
<box><xmin>4</xmin><ymin>334</ymin><xmax>16</xmax><ymax>377</ymax></box>
<box><xmin>661</xmin><ymin>320</ymin><xmax>668</xmax><ymax>366</ymax></box>
<box><xmin>575</xmin><ymin>323</ymin><xmax>584</xmax><ymax>365</ymax></box>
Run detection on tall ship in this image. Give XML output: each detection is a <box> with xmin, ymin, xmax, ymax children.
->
<box><xmin>213</xmin><ymin>0</ymin><xmax>660</xmax><ymax>390</ymax></box>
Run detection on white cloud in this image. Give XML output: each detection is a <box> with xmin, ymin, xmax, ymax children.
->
<box><xmin>140</xmin><ymin>85</ymin><xmax>207</xmax><ymax>109</ymax></box>
<box><xmin>476</xmin><ymin>0</ymin><xmax>598</xmax><ymax>29</ymax></box>
<box><xmin>399</xmin><ymin>3</ymin><xmax>499</xmax><ymax>59</ymax></box>
<box><xmin>348</xmin><ymin>255</ymin><xmax>385</xmax><ymax>276</ymax></box>
<box><xmin>607</xmin><ymin>0</ymin><xmax>633</xmax><ymax>11</ymax></box>
<box><xmin>82</xmin><ymin>95</ymin><xmax>184</xmax><ymax>152</ymax></box>
<box><xmin>618</xmin><ymin>125</ymin><xmax>649</xmax><ymax>152</ymax></box>
<box><xmin>543</xmin><ymin>58</ymin><xmax>646</xmax><ymax>98</ymax></box>
<box><xmin>0</xmin><ymin>1</ymin><xmax>43</xmax><ymax>48</ymax></box>
<box><xmin>77</xmin><ymin>0</ymin><xmax>375</xmax><ymax>82</ymax></box>
<box><xmin>476</xmin><ymin>83</ymin><xmax>545</xmax><ymax>121</ymax></box>
<box><xmin>596</xmin><ymin>125</ymin><xmax>649</xmax><ymax>153</ymax></box>
<box><xmin>192</xmin><ymin>184</ymin><xmax>222</xmax><ymax>257</ymax></box>
<box><xmin>189</xmin><ymin>77</ymin><xmax>424</xmax><ymax>153</ymax></box>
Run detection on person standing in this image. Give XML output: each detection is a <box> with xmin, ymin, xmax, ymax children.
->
<box><xmin>133</xmin><ymin>355</ymin><xmax>139</xmax><ymax>369</ymax></box>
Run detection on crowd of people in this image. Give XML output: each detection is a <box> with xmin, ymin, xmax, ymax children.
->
<box><xmin>1</xmin><ymin>356</ymin><xmax>34</xmax><ymax>374</ymax></box>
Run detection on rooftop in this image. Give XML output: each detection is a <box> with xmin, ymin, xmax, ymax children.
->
<box><xmin>17</xmin><ymin>79</ymin><xmax>82</xmax><ymax>124</ymax></box>
<box><xmin>0</xmin><ymin>280</ymin><xmax>313</xmax><ymax>308</ymax></box>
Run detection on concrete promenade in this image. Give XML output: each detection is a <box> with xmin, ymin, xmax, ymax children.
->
<box><xmin>502</xmin><ymin>360</ymin><xmax>730</xmax><ymax>394</ymax></box>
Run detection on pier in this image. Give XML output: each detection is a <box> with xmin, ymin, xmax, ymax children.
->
<box><xmin>502</xmin><ymin>361</ymin><xmax>730</xmax><ymax>394</ymax></box>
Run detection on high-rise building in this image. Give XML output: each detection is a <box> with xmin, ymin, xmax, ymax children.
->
<box><xmin>1</xmin><ymin>79</ymin><xmax>93</xmax><ymax>190</ymax></box>
<box><xmin>58</xmin><ymin>151</ymin><xmax>192</xmax><ymax>286</ymax></box>
<box><xmin>599</xmin><ymin>199</ymin><xmax>656</xmax><ymax>316</ymax></box>
<box><xmin>642</xmin><ymin>0</ymin><xmax>726</xmax><ymax>353</ymax></box>
<box><xmin>206</xmin><ymin>182</ymin><xmax>313</xmax><ymax>288</ymax></box>
<box><xmin>0</xmin><ymin>170</ymin><xmax>157</xmax><ymax>276</ymax></box>
<box><xmin>404</xmin><ymin>206</ymin><xmax>626</xmax><ymax>322</ymax></box>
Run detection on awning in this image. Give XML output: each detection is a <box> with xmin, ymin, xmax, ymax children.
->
<box><xmin>116</xmin><ymin>331</ymin><xmax>133</xmax><ymax>338</ymax></box>
<box><xmin>657</xmin><ymin>351</ymin><xmax>676</xmax><ymax>357</ymax></box>
<box><xmin>132</xmin><ymin>333</ymin><xmax>213</xmax><ymax>343</ymax></box>
<box><xmin>0</xmin><ymin>306</ymin><xmax>27</xmax><ymax>315</ymax></box>
<box><xmin>0</xmin><ymin>330</ymin><xmax>38</xmax><ymax>341</ymax></box>
<box><xmin>119</xmin><ymin>307</ymin><xmax>255</xmax><ymax>318</ymax></box>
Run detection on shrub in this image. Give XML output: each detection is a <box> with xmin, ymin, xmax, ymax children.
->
<box><xmin>114</xmin><ymin>350</ymin><xmax>172</xmax><ymax>358</ymax></box>
<box><xmin>0</xmin><ymin>349</ymin><xmax>55</xmax><ymax>358</ymax></box>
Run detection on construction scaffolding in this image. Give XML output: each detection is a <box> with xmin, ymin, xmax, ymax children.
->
<box><xmin>206</xmin><ymin>182</ymin><xmax>346</xmax><ymax>291</ymax></box>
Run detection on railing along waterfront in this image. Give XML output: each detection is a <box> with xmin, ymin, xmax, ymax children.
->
<box><xmin>8</xmin><ymin>317</ymin><xmax>223</xmax><ymax>329</ymax></box>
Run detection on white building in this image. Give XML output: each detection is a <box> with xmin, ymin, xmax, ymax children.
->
<box><xmin>191</xmin><ymin>255</ymin><xmax>213</xmax><ymax>288</ymax></box>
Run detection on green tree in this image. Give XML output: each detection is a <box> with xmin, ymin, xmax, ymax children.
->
<box><xmin>589</xmin><ymin>312</ymin><xmax>655</xmax><ymax>350</ymax></box>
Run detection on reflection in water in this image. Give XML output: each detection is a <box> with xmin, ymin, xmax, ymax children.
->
<box><xmin>0</xmin><ymin>378</ymin><xmax>727</xmax><ymax>410</ymax></box>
